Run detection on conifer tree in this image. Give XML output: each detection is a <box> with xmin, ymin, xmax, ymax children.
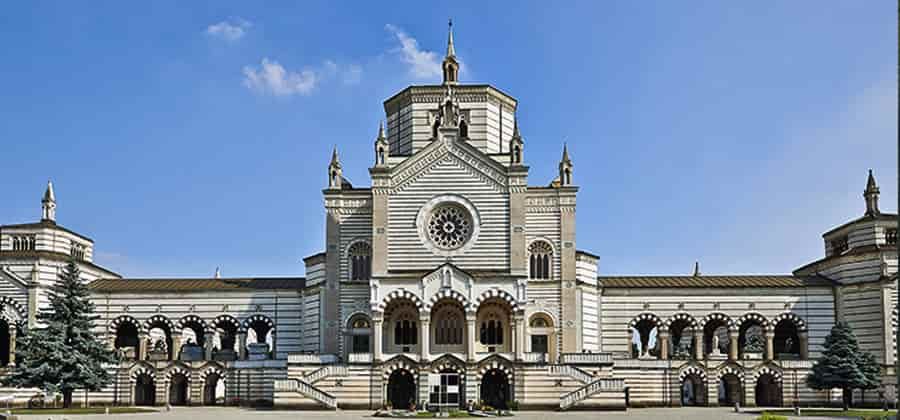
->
<box><xmin>807</xmin><ymin>321</ymin><xmax>880</xmax><ymax>410</ymax></box>
<box><xmin>2</xmin><ymin>260</ymin><xmax>116</xmax><ymax>408</ymax></box>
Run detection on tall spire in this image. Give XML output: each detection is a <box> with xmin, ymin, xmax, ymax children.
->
<box><xmin>374</xmin><ymin>121</ymin><xmax>389</xmax><ymax>166</ymax></box>
<box><xmin>558</xmin><ymin>143</ymin><xmax>573</xmax><ymax>186</ymax></box>
<box><xmin>41</xmin><ymin>180</ymin><xmax>56</xmax><ymax>223</ymax></box>
<box><xmin>510</xmin><ymin>116</ymin><xmax>524</xmax><ymax>165</ymax></box>
<box><xmin>442</xmin><ymin>19</ymin><xmax>459</xmax><ymax>85</ymax></box>
<box><xmin>863</xmin><ymin>169</ymin><xmax>880</xmax><ymax>215</ymax></box>
<box><xmin>330</xmin><ymin>145</ymin><xmax>341</xmax><ymax>169</ymax></box>
<box><xmin>446</xmin><ymin>19</ymin><xmax>456</xmax><ymax>58</ymax></box>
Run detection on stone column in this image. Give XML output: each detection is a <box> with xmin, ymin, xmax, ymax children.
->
<box><xmin>728</xmin><ymin>330</ymin><xmax>739</xmax><ymax>361</ymax></box>
<box><xmin>7</xmin><ymin>326</ymin><xmax>16</xmax><ymax>366</ymax></box>
<box><xmin>171</xmin><ymin>332</ymin><xmax>182</xmax><ymax>361</ymax></box>
<box><xmin>372</xmin><ymin>316</ymin><xmax>383</xmax><ymax>362</ymax></box>
<box><xmin>764</xmin><ymin>330</ymin><xmax>774</xmax><ymax>361</ymax></box>
<box><xmin>466</xmin><ymin>314</ymin><xmax>477</xmax><ymax>362</ymax></box>
<box><xmin>237</xmin><ymin>331</ymin><xmax>248</xmax><ymax>360</ymax></box>
<box><xmin>139</xmin><ymin>333</ymin><xmax>149</xmax><ymax>361</ymax></box>
<box><xmin>420</xmin><ymin>316</ymin><xmax>430</xmax><ymax>362</ymax></box>
<box><xmin>693</xmin><ymin>329</ymin><xmax>703</xmax><ymax>360</ymax></box>
<box><xmin>204</xmin><ymin>331</ymin><xmax>215</xmax><ymax>360</ymax></box>
<box><xmin>799</xmin><ymin>331</ymin><xmax>809</xmax><ymax>359</ymax></box>
<box><xmin>515</xmin><ymin>314</ymin><xmax>525</xmax><ymax>361</ymax></box>
<box><xmin>658</xmin><ymin>331</ymin><xmax>669</xmax><ymax>360</ymax></box>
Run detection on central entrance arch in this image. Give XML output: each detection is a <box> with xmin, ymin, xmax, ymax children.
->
<box><xmin>479</xmin><ymin>369</ymin><xmax>510</xmax><ymax>410</ymax></box>
<box><xmin>168</xmin><ymin>373</ymin><xmax>189</xmax><ymax>406</ymax></box>
<box><xmin>387</xmin><ymin>369</ymin><xmax>416</xmax><ymax>410</ymax></box>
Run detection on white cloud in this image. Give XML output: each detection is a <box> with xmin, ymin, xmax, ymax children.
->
<box><xmin>385</xmin><ymin>24</ymin><xmax>442</xmax><ymax>80</ymax></box>
<box><xmin>206</xmin><ymin>18</ymin><xmax>251</xmax><ymax>42</ymax></box>
<box><xmin>242</xmin><ymin>58</ymin><xmax>318</xmax><ymax>96</ymax></box>
<box><xmin>242</xmin><ymin>58</ymin><xmax>363</xmax><ymax>96</ymax></box>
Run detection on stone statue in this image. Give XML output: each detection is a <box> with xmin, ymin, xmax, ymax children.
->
<box><xmin>711</xmin><ymin>335</ymin><xmax>720</xmax><ymax>354</ymax></box>
<box><xmin>784</xmin><ymin>337</ymin><xmax>794</xmax><ymax>353</ymax></box>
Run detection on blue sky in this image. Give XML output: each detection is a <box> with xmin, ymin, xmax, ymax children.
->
<box><xmin>0</xmin><ymin>2</ymin><xmax>895</xmax><ymax>278</ymax></box>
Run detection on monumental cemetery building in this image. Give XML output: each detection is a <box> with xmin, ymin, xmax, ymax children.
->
<box><xmin>0</xmin><ymin>26</ymin><xmax>896</xmax><ymax>410</ymax></box>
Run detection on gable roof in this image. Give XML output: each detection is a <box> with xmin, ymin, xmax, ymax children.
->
<box><xmin>598</xmin><ymin>274</ymin><xmax>834</xmax><ymax>289</ymax></box>
<box><xmin>88</xmin><ymin>277</ymin><xmax>305</xmax><ymax>292</ymax></box>
<box><xmin>0</xmin><ymin>220</ymin><xmax>93</xmax><ymax>242</ymax></box>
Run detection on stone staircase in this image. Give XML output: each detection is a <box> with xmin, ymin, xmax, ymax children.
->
<box><xmin>304</xmin><ymin>365</ymin><xmax>349</xmax><ymax>384</ymax></box>
<box><xmin>549</xmin><ymin>364</ymin><xmax>594</xmax><ymax>385</ymax></box>
<box><xmin>559</xmin><ymin>377</ymin><xmax>626</xmax><ymax>410</ymax></box>
<box><xmin>274</xmin><ymin>377</ymin><xmax>338</xmax><ymax>409</ymax></box>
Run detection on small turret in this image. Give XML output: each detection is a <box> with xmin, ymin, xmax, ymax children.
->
<box><xmin>327</xmin><ymin>146</ymin><xmax>343</xmax><ymax>189</ymax></box>
<box><xmin>442</xmin><ymin>19</ymin><xmax>459</xmax><ymax>85</ymax></box>
<box><xmin>374</xmin><ymin>121</ymin><xmax>389</xmax><ymax>166</ymax></box>
<box><xmin>509</xmin><ymin>117</ymin><xmax>524</xmax><ymax>165</ymax></box>
<box><xmin>558</xmin><ymin>143</ymin><xmax>573</xmax><ymax>186</ymax></box>
<box><xmin>863</xmin><ymin>169</ymin><xmax>880</xmax><ymax>216</ymax></box>
<box><xmin>214</xmin><ymin>267</ymin><xmax>221</xmax><ymax>279</ymax></box>
<box><xmin>41</xmin><ymin>180</ymin><xmax>56</xmax><ymax>223</ymax></box>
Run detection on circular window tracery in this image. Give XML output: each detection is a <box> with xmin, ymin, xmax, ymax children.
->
<box><xmin>427</xmin><ymin>204</ymin><xmax>473</xmax><ymax>250</ymax></box>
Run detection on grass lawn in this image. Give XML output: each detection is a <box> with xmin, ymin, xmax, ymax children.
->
<box><xmin>764</xmin><ymin>409</ymin><xmax>897</xmax><ymax>419</ymax></box>
<box><xmin>8</xmin><ymin>406</ymin><xmax>156</xmax><ymax>414</ymax></box>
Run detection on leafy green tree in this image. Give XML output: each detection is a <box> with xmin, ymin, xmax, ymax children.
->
<box><xmin>2</xmin><ymin>260</ymin><xmax>116</xmax><ymax>407</ymax></box>
<box><xmin>807</xmin><ymin>321</ymin><xmax>881</xmax><ymax>410</ymax></box>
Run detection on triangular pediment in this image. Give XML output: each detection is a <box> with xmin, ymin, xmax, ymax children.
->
<box><xmin>389</xmin><ymin>138</ymin><xmax>508</xmax><ymax>193</ymax></box>
<box><xmin>420</xmin><ymin>263</ymin><xmax>474</xmax><ymax>311</ymax></box>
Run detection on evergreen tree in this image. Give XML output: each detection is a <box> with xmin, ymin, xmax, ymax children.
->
<box><xmin>2</xmin><ymin>260</ymin><xmax>116</xmax><ymax>408</ymax></box>
<box><xmin>807</xmin><ymin>321</ymin><xmax>878</xmax><ymax>410</ymax></box>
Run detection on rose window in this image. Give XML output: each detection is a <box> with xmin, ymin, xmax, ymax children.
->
<box><xmin>427</xmin><ymin>204</ymin><xmax>473</xmax><ymax>250</ymax></box>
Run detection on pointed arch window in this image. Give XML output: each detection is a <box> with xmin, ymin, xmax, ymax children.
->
<box><xmin>348</xmin><ymin>242</ymin><xmax>372</xmax><ymax>281</ymax></box>
<box><xmin>528</xmin><ymin>241</ymin><xmax>553</xmax><ymax>280</ymax></box>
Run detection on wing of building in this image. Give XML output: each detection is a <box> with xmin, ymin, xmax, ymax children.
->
<box><xmin>0</xmin><ymin>24</ymin><xmax>896</xmax><ymax>410</ymax></box>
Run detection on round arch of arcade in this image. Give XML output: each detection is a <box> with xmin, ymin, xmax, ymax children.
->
<box><xmin>382</xmin><ymin>359</ymin><xmax>419</xmax><ymax>380</ymax></box>
<box><xmin>129</xmin><ymin>363</ymin><xmax>156</xmax><ymax>380</ymax></box>
<box><xmin>200</xmin><ymin>366</ymin><xmax>225</xmax><ymax>384</ymax></box>
<box><xmin>431</xmin><ymin>360</ymin><xmax>466</xmax><ymax>375</ymax></box>
<box><xmin>699</xmin><ymin>313</ymin><xmax>737</xmax><ymax>332</ymax></box>
<box><xmin>737</xmin><ymin>313</ymin><xmax>773</xmax><ymax>331</ymax></box>
<box><xmin>771</xmin><ymin>312</ymin><xmax>807</xmax><ymax>332</ymax></box>
<box><xmin>110</xmin><ymin>315</ymin><xmax>145</xmax><ymax>335</ymax></box>
<box><xmin>752</xmin><ymin>365</ymin><xmax>783</xmax><ymax>383</ymax></box>
<box><xmin>165</xmin><ymin>364</ymin><xmax>192</xmax><ymax>382</ymax></box>
<box><xmin>628</xmin><ymin>313</ymin><xmax>663</xmax><ymax>329</ymax></box>
<box><xmin>423</xmin><ymin>289</ymin><xmax>472</xmax><ymax>313</ymax></box>
<box><xmin>0</xmin><ymin>296</ymin><xmax>25</xmax><ymax>322</ymax></box>
<box><xmin>143</xmin><ymin>315</ymin><xmax>177</xmax><ymax>333</ymax></box>
<box><xmin>473</xmin><ymin>288</ymin><xmax>520</xmax><ymax>312</ymax></box>
<box><xmin>716</xmin><ymin>365</ymin><xmax>745</xmax><ymax>382</ymax></box>
<box><xmin>378</xmin><ymin>289</ymin><xmax>425</xmax><ymax>312</ymax></box>
<box><xmin>177</xmin><ymin>314</ymin><xmax>209</xmax><ymax>331</ymax></box>
<box><xmin>242</xmin><ymin>314</ymin><xmax>274</xmax><ymax>331</ymax></box>
<box><xmin>678</xmin><ymin>365</ymin><xmax>707</xmax><ymax>382</ymax></box>
<box><xmin>475</xmin><ymin>361</ymin><xmax>514</xmax><ymax>382</ymax></box>
<box><xmin>663</xmin><ymin>312</ymin><xmax>698</xmax><ymax>329</ymax></box>
<box><xmin>213</xmin><ymin>314</ymin><xmax>245</xmax><ymax>333</ymax></box>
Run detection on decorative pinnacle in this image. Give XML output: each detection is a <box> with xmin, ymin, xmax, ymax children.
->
<box><xmin>377</xmin><ymin>121</ymin><xmax>385</xmax><ymax>140</ymax></box>
<box><xmin>43</xmin><ymin>180</ymin><xmax>55</xmax><ymax>203</ymax></box>
<box><xmin>561</xmin><ymin>143</ymin><xmax>571</xmax><ymax>163</ymax></box>
<box><xmin>513</xmin><ymin>117</ymin><xmax>521</xmax><ymax>139</ymax></box>
<box><xmin>330</xmin><ymin>146</ymin><xmax>341</xmax><ymax>168</ymax></box>
<box><xmin>865</xmin><ymin>169</ymin><xmax>879</xmax><ymax>193</ymax></box>
<box><xmin>446</xmin><ymin>19</ymin><xmax>456</xmax><ymax>58</ymax></box>
<box><xmin>692</xmin><ymin>261</ymin><xmax>701</xmax><ymax>277</ymax></box>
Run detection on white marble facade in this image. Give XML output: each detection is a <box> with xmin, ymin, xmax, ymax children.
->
<box><xmin>0</xmin><ymin>26</ymin><xmax>896</xmax><ymax>410</ymax></box>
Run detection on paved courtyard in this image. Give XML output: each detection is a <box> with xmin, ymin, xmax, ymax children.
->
<box><xmin>15</xmin><ymin>407</ymin><xmax>850</xmax><ymax>420</ymax></box>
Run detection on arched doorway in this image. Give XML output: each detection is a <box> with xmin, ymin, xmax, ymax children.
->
<box><xmin>134</xmin><ymin>374</ymin><xmax>156</xmax><ymax>406</ymax></box>
<box><xmin>755</xmin><ymin>374</ymin><xmax>782</xmax><ymax>407</ymax></box>
<box><xmin>168</xmin><ymin>373</ymin><xmax>189</xmax><ymax>406</ymax></box>
<box><xmin>347</xmin><ymin>315</ymin><xmax>372</xmax><ymax>355</ymax></box>
<box><xmin>387</xmin><ymin>369</ymin><xmax>416</xmax><ymax>410</ymax></box>
<box><xmin>203</xmin><ymin>373</ymin><xmax>223</xmax><ymax>405</ymax></box>
<box><xmin>480</xmin><ymin>369</ymin><xmax>510</xmax><ymax>410</ymax></box>
<box><xmin>718</xmin><ymin>374</ymin><xmax>742</xmax><ymax>405</ymax></box>
<box><xmin>0</xmin><ymin>319</ymin><xmax>10</xmax><ymax>366</ymax></box>
<box><xmin>681</xmin><ymin>374</ymin><xmax>705</xmax><ymax>406</ymax></box>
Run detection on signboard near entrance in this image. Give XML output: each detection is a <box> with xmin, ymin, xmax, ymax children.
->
<box><xmin>428</xmin><ymin>373</ymin><xmax>460</xmax><ymax>410</ymax></box>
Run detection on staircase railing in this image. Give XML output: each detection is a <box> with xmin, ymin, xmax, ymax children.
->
<box><xmin>559</xmin><ymin>378</ymin><xmax>625</xmax><ymax>410</ymax></box>
<box><xmin>304</xmin><ymin>364</ymin><xmax>349</xmax><ymax>384</ymax></box>
<box><xmin>274</xmin><ymin>378</ymin><xmax>337</xmax><ymax>409</ymax></box>
<box><xmin>549</xmin><ymin>364</ymin><xmax>593</xmax><ymax>384</ymax></box>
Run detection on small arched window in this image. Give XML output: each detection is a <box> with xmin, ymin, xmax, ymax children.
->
<box><xmin>394</xmin><ymin>318</ymin><xmax>417</xmax><ymax>346</ymax></box>
<box><xmin>480</xmin><ymin>316</ymin><xmax>503</xmax><ymax>345</ymax></box>
<box><xmin>530</xmin><ymin>316</ymin><xmax>549</xmax><ymax>328</ymax></box>
<box><xmin>348</xmin><ymin>242</ymin><xmax>372</xmax><ymax>281</ymax></box>
<box><xmin>529</xmin><ymin>241</ymin><xmax>553</xmax><ymax>280</ymax></box>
